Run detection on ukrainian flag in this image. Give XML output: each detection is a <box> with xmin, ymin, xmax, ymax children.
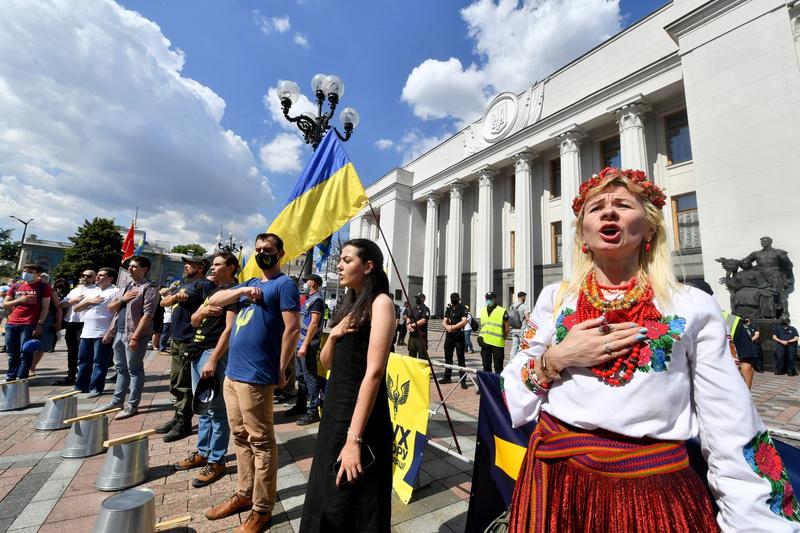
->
<box><xmin>241</xmin><ymin>131</ymin><xmax>368</xmax><ymax>281</ymax></box>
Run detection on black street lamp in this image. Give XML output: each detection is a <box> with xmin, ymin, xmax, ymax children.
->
<box><xmin>276</xmin><ymin>74</ymin><xmax>360</xmax><ymax>277</ymax></box>
<box><xmin>8</xmin><ymin>216</ymin><xmax>33</xmax><ymax>273</ymax></box>
<box><xmin>215</xmin><ymin>226</ymin><xmax>243</xmax><ymax>255</ymax></box>
<box><xmin>277</xmin><ymin>74</ymin><xmax>360</xmax><ymax>150</ymax></box>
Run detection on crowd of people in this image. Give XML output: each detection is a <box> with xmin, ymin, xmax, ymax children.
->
<box><xmin>1</xmin><ymin>166</ymin><xmax>799</xmax><ymax>532</ymax></box>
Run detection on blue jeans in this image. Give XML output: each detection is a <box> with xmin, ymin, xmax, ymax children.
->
<box><xmin>191</xmin><ymin>349</ymin><xmax>229</xmax><ymax>464</ymax></box>
<box><xmin>5</xmin><ymin>324</ymin><xmax>34</xmax><ymax>380</ymax></box>
<box><xmin>296</xmin><ymin>344</ymin><xmax>321</xmax><ymax>413</ymax></box>
<box><xmin>75</xmin><ymin>337</ymin><xmax>112</xmax><ymax>393</ymax></box>
<box><xmin>159</xmin><ymin>323</ymin><xmax>171</xmax><ymax>351</ymax></box>
<box><xmin>111</xmin><ymin>332</ymin><xmax>147</xmax><ymax>408</ymax></box>
<box><xmin>464</xmin><ymin>330</ymin><xmax>474</xmax><ymax>352</ymax></box>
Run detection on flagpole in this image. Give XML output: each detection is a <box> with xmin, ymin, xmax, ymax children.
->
<box><xmin>367</xmin><ymin>202</ymin><xmax>462</xmax><ymax>455</ymax></box>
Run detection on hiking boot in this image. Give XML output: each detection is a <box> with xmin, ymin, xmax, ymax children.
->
<box><xmin>283</xmin><ymin>403</ymin><xmax>306</xmax><ymax>417</ymax></box>
<box><xmin>235</xmin><ymin>510</ymin><xmax>272</xmax><ymax>533</ymax></box>
<box><xmin>191</xmin><ymin>462</ymin><xmax>226</xmax><ymax>488</ymax></box>
<box><xmin>115</xmin><ymin>406</ymin><xmax>138</xmax><ymax>420</ymax></box>
<box><xmin>155</xmin><ymin>418</ymin><xmax>178</xmax><ymax>434</ymax></box>
<box><xmin>296</xmin><ymin>412</ymin><xmax>320</xmax><ymax>426</ymax></box>
<box><xmin>173</xmin><ymin>450</ymin><xmax>207</xmax><ymax>471</ymax></box>
<box><xmin>163</xmin><ymin>419</ymin><xmax>191</xmax><ymax>443</ymax></box>
<box><xmin>206</xmin><ymin>492</ymin><xmax>253</xmax><ymax>520</ymax></box>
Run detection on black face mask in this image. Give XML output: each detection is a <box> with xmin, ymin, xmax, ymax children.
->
<box><xmin>415</xmin><ymin>297</ymin><xmax>423</xmax><ymax>305</ymax></box>
<box><xmin>255</xmin><ymin>252</ymin><xmax>279</xmax><ymax>270</ymax></box>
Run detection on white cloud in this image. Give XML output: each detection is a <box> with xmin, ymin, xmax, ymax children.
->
<box><xmin>401</xmin><ymin>0</ymin><xmax>622</xmax><ymax>125</ymax></box>
<box><xmin>397</xmin><ymin>130</ymin><xmax>454</xmax><ymax>164</ymax></box>
<box><xmin>252</xmin><ymin>9</ymin><xmax>271</xmax><ymax>34</ymax></box>
<box><xmin>259</xmin><ymin>133</ymin><xmax>305</xmax><ymax>173</ymax></box>
<box><xmin>374</xmin><ymin>139</ymin><xmax>395</xmax><ymax>151</ymax></box>
<box><xmin>272</xmin><ymin>16</ymin><xmax>290</xmax><ymax>33</ymax></box>
<box><xmin>293</xmin><ymin>33</ymin><xmax>309</xmax><ymax>48</ymax></box>
<box><xmin>0</xmin><ymin>0</ymin><xmax>273</xmax><ymax>246</ymax></box>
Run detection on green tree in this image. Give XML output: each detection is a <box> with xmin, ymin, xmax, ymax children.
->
<box><xmin>52</xmin><ymin>218</ymin><xmax>123</xmax><ymax>282</ymax></box>
<box><xmin>171</xmin><ymin>244</ymin><xmax>206</xmax><ymax>256</ymax></box>
<box><xmin>0</xmin><ymin>228</ymin><xmax>21</xmax><ymax>278</ymax></box>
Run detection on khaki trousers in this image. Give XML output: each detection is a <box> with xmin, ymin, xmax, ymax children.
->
<box><xmin>223</xmin><ymin>377</ymin><xmax>278</xmax><ymax>513</ymax></box>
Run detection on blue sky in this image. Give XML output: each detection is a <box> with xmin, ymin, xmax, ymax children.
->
<box><xmin>0</xmin><ymin>0</ymin><xmax>667</xmax><ymax>252</ymax></box>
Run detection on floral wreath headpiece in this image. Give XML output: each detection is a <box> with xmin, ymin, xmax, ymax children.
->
<box><xmin>571</xmin><ymin>167</ymin><xmax>666</xmax><ymax>216</ymax></box>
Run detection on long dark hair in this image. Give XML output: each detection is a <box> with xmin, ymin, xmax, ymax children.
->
<box><xmin>330</xmin><ymin>239</ymin><xmax>390</xmax><ymax>328</ymax></box>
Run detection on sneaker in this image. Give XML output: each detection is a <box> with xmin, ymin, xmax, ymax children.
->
<box><xmin>283</xmin><ymin>403</ymin><xmax>306</xmax><ymax>417</ymax></box>
<box><xmin>86</xmin><ymin>390</ymin><xmax>102</xmax><ymax>398</ymax></box>
<box><xmin>163</xmin><ymin>420</ymin><xmax>191</xmax><ymax>443</ymax></box>
<box><xmin>206</xmin><ymin>492</ymin><xmax>253</xmax><ymax>521</ymax></box>
<box><xmin>173</xmin><ymin>450</ymin><xmax>207</xmax><ymax>471</ymax></box>
<box><xmin>155</xmin><ymin>418</ymin><xmax>178</xmax><ymax>434</ymax></box>
<box><xmin>192</xmin><ymin>462</ymin><xmax>226</xmax><ymax>488</ymax></box>
<box><xmin>296</xmin><ymin>412</ymin><xmax>321</xmax><ymax>426</ymax></box>
<box><xmin>115</xmin><ymin>406</ymin><xmax>138</xmax><ymax>420</ymax></box>
<box><xmin>91</xmin><ymin>401</ymin><xmax>122</xmax><ymax>414</ymax></box>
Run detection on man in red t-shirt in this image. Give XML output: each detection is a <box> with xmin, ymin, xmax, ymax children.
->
<box><xmin>2</xmin><ymin>264</ymin><xmax>52</xmax><ymax>380</ymax></box>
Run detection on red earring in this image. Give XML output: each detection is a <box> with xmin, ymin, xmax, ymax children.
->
<box><xmin>644</xmin><ymin>241</ymin><xmax>652</xmax><ymax>253</ymax></box>
<box><xmin>581</xmin><ymin>244</ymin><xmax>589</xmax><ymax>254</ymax></box>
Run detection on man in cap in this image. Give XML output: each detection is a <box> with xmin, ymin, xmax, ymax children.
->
<box><xmin>156</xmin><ymin>252</ymin><xmax>215</xmax><ymax>442</ymax></box>
<box><xmin>478</xmin><ymin>291</ymin><xmax>508</xmax><ymax>374</ymax></box>
<box><xmin>442</xmin><ymin>292</ymin><xmax>468</xmax><ymax>388</ymax></box>
<box><xmin>406</xmin><ymin>292</ymin><xmax>431</xmax><ymax>359</ymax></box>
<box><xmin>284</xmin><ymin>273</ymin><xmax>324</xmax><ymax>425</ymax></box>
<box><xmin>56</xmin><ymin>270</ymin><xmax>97</xmax><ymax>385</ymax></box>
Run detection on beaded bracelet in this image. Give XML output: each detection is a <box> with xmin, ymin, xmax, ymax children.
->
<box><xmin>520</xmin><ymin>358</ymin><xmax>551</xmax><ymax>396</ymax></box>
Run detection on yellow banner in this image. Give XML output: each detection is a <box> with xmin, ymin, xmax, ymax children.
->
<box><xmin>387</xmin><ymin>353</ymin><xmax>430</xmax><ymax>504</ymax></box>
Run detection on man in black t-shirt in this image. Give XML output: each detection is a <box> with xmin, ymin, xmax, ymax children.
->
<box><xmin>157</xmin><ymin>254</ymin><xmax>215</xmax><ymax>442</ymax></box>
<box><xmin>173</xmin><ymin>252</ymin><xmax>240</xmax><ymax>488</ymax></box>
<box><xmin>442</xmin><ymin>292</ymin><xmax>468</xmax><ymax>388</ymax></box>
<box><xmin>406</xmin><ymin>293</ymin><xmax>430</xmax><ymax>359</ymax></box>
<box><xmin>773</xmin><ymin>318</ymin><xmax>799</xmax><ymax>376</ymax></box>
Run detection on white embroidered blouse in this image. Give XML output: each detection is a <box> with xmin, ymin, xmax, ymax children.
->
<box><xmin>502</xmin><ymin>283</ymin><xmax>800</xmax><ymax>532</ymax></box>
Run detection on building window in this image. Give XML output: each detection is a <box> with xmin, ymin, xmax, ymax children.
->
<box><xmin>551</xmin><ymin>221</ymin><xmax>562</xmax><ymax>264</ymax></box>
<box><xmin>665</xmin><ymin>110</ymin><xmax>692</xmax><ymax>165</ymax></box>
<box><xmin>601</xmin><ymin>137</ymin><xmax>621</xmax><ymax>168</ymax></box>
<box><xmin>549</xmin><ymin>159</ymin><xmax>561</xmax><ymax>198</ymax></box>
<box><xmin>510</xmin><ymin>231</ymin><xmax>516</xmax><ymax>268</ymax></box>
<box><xmin>510</xmin><ymin>176</ymin><xmax>516</xmax><ymax>210</ymax></box>
<box><xmin>672</xmin><ymin>193</ymin><xmax>701</xmax><ymax>250</ymax></box>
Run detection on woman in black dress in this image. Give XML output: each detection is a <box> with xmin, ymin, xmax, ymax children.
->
<box><xmin>299</xmin><ymin>239</ymin><xmax>395</xmax><ymax>532</ymax></box>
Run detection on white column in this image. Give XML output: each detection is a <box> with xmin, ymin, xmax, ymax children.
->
<box><xmin>513</xmin><ymin>151</ymin><xmax>536</xmax><ymax>297</ymax></box>
<box><xmin>616</xmin><ymin>102</ymin><xmax>650</xmax><ymax>171</ymax></box>
<box><xmin>445</xmin><ymin>182</ymin><xmax>465</xmax><ymax>298</ymax></box>
<box><xmin>422</xmin><ymin>192</ymin><xmax>440</xmax><ymax>312</ymax></box>
<box><xmin>558</xmin><ymin>130</ymin><xmax>586</xmax><ymax>277</ymax></box>
<box><xmin>476</xmin><ymin>168</ymin><xmax>497</xmax><ymax>314</ymax></box>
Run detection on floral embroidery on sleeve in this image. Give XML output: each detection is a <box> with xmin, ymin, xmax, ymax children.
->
<box><xmin>744</xmin><ymin>431</ymin><xmax>800</xmax><ymax>521</ymax></box>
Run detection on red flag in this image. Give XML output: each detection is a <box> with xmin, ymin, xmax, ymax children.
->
<box><xmin>121</xmin><ymin>221</ymin><xmax>135</xmax><ymax>262</ymax></box>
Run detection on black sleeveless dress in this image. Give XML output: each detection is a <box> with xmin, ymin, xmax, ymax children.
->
<box><xmin>299</xmin><ymin>324</ymin><xmax>393</xmax><ymax>532</ymax></box>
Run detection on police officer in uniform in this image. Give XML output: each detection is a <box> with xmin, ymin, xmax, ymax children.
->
<box><xmin>441</xmin><ymin>292</ymin><xmax>468</xmax><ymax>388</ymax></box>
<box><xmin>406</xmin><ymin>293</ymin><xmax>430</xmax><ymax>359</ymax></box>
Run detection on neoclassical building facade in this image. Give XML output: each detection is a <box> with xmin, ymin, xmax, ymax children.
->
<box><xmin>351</xmin><ymin>0</ymin><xmax>800</xmax><ymax>318</ymax></box>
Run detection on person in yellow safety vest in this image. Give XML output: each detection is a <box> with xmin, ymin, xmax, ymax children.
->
<box><xmin>478</xmin><ymin>291</ymin><xmax>509</xmax><ymax>374</ymax></box>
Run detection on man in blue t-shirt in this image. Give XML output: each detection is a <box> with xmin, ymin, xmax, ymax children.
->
<box><xmin>204</xmin><ymin>233</ymin><xmax>300</xmax><ymax>530</ymax></box>
<box><xmin>284</xmin><ymin>273</ymin><xmax>324</xmax><ymax>425</ymax></box>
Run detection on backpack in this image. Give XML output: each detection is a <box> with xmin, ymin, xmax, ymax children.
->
<box><xmin>469</xmin><ymin>314</ymin><xmax>479</xmax><ymax>330</ymax></box>
<box><xmin>508</xmin><ymin>304</ymin><xmax>523</xmax><ymax>329</ymax></box>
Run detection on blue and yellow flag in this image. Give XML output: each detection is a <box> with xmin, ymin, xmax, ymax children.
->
<box><xmin>133</xmin><ymin>231</ymin><xmax>146</xmax><ymax>256</ymax></box>
<box><xmin>241</xmin><ymin>131</ymin><xmax>368</xmax><ymax>281</ymax></box>
<box><xmin>315</xmin><ymin>235</ymin><xmax>332</xmax><ymax>274</ymax></box>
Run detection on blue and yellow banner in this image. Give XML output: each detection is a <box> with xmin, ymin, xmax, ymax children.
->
<box><xmin>387</xmin><ymin>353</ymin><xmax>430</xmax><ymax>504</ymax></box>
<box><xmin>241</xmin><ymin>131</ymin><xmax>368</xmax><ymax>281</ymax></box>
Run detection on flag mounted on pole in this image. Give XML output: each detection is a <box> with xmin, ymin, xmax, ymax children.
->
<box><xmin>121</xmin><ymin>221</ymin><xmax>136</xmax><ymax>262</ymax></box>
<box><xmin>134</xmin><ymin>231</ymin><xmax>146</xmax><ymax>256</ymax></box>
<box><xmin>315</xmin><ymin>235</ymin><xmax>332</xmax><ymax>274</ymax></box>
<box><xmin>241</xmin><ymin>131</ymin><xmax>368</xmax><ymax>281</ymax></box>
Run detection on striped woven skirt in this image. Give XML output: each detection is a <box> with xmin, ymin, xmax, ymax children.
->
<box><xmin>508</xmin><ymin>411</ymin><xmax>719</xmax><ymax>533</ymax></box>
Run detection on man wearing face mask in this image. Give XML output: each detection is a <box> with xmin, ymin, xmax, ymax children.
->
<box><xmin>441</xmin><ymin>292</ymin><xmax>468</xmax><ymax>388</ymax></box>
<box><xmin>205</xmin><ymin>233</ymin><xmax>300</xmax><ymax>532</ymax></box>
<box><xmin>478</xmin><ymin>291</ymin><xmax>508</xmax><ymax>374</ymax></box>
<box><xmin>772</xmin><ymin>318</ymin><xmax>799</xmax><ymax>376</ymax></box>
<box><xmin>406</xmin><ymin>293</ymin><xmax>430</xmax><ymax>360</ymax></box>
<box><xmin>2</xmin><ymin>264</ymin><xmax>52</xmax><ymax>380</ymax></box>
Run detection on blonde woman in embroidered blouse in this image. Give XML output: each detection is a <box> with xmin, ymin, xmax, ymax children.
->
<box><xmin>503</xmin><ymin>168</ymin><xmax>800</xmax><ymax>532</ymax></box>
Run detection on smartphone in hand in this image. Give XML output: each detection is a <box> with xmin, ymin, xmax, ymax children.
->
<box><xmin>332</xmin><ymin>443</ymin><xmax>376</xmax><ymax>486</ymax></box>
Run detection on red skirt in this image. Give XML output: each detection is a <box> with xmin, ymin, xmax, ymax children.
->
<box><xmin>508</xmin><ymin>412</ymin><xmax>719</xmax><ymax>533</ymax></box>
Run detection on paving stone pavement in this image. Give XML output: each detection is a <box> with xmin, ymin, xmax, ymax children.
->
<box><xmin>0</xmin><ymin>334</ymin><xmax>797</xmax><ymax>532</ymax></box>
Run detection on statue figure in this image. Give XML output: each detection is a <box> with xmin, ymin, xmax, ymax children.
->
<box><xmin>741</xmin><ymin>237</ymin><xmax>794</xmax><ymax>319</ymax></box>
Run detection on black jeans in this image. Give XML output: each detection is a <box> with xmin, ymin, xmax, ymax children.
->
<box><xmin>408</xmin><ymin>334</ymin><xmax>428</xmax><ymax>359</ymax></box>
<box><xmin>480</xmin><ymin>344</ymin><xmax>505</xmax><ymax>374</ymax></box>
<box><xmin>63</xmin><ymin>321</ymin><xmax>83</xmax><ymax>378</ymax></box>
<box><xmin>396</xmin><ymin>324</ymin><xmax>407</xmax><ymax>344</ymax></box>
<box><xmin>443</xmin><ymin>335</ymin><xmax>465</xmax><ymax>380</ymax></box>
<box><xmin>775</xmin><ymin>344</ymin><xmax>798</xmax><ymax>374</ymax></box>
